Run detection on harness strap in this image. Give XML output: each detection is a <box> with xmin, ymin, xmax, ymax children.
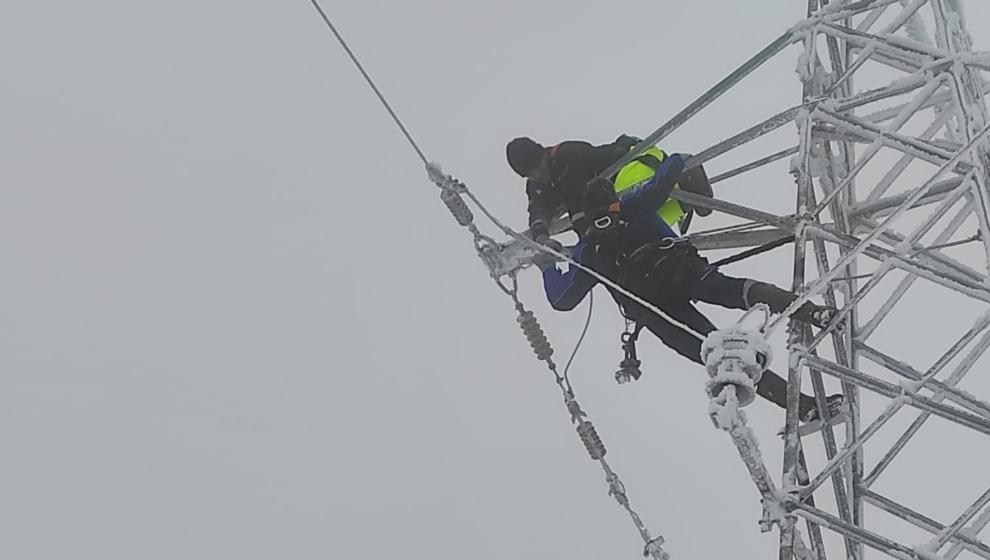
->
<box><xmin>631</xmin><ymin>153</ymin><xmax>663</xmax><ymax>172</ymax></box>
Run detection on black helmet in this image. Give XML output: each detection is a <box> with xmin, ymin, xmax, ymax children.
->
<box><xmin>506</xmin><ymin>137</ymin><xmax>545</xmax><ymax>177</ymax></box>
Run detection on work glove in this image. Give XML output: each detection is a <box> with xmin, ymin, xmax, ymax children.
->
<box><xmin>533</xmin><ymin>238</ymin><xmax>564</xmax><ymax>271</ymax></box>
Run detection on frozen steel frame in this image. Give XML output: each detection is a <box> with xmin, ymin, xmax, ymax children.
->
<box><xmin>639</xmin><ymin>1</ymin><xmax>990</xmax><ymax>560</ymax></box>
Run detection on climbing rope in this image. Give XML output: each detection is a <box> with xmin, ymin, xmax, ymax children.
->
<box><xmin>562</xmin><ymin>292</ymin><xmax>594</xmax><ymax>386</ymax></box>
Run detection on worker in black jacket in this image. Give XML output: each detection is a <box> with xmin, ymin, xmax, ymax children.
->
<box><xmin>506</xmin><ymin>135</ymin><xmax>712</xmax><ymax>242</ymax></box>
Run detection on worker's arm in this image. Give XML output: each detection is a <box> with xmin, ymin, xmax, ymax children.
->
<box><xmin>541</xmin><ymin>241</ymin><xmax>598</xmax><ymax>311</ymax></box>
<box><xmin>618</xmin><ymin>153</ymin><xmax>685</xmax><ymax>219</ymax></box>
<box><xmin>556</xmin><ymin>142</ymin><xmax>625</xmax><ymax>233</ymax></box>
<box><xmin>525</xmin><ymin>180</ymin><xmax>555</xmax><ymax>241</ymax></box>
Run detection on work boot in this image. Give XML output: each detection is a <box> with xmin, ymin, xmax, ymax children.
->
<box><xmin>800</xmin><ymin>394</ymin><xmax>846</xmax><ymax>424</ymax></box>
<box><xmin>743</xmin><ymin>280</ymin><xmax>797</xmax><ymax>314</ymax></box>
<box><xmin>792</xmin><ymin>302</ymin><xmax>842</xmax><ymax>330</ymax></box>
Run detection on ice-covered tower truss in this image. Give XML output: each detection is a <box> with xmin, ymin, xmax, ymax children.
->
<box><xmin>644</xmin><ymin>1</ymin><xmax>990</xmax><ymax>559</ymax></box>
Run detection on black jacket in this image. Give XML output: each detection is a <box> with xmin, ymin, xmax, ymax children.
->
<box><xmin>526</xmin><ymin>140</ymin><xmax>628</xmax><ymax>238</ymax></box>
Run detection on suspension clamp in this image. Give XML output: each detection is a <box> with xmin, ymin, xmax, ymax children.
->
<box><xmin>701</xmin><ymin>325</ymin><xmax>772</xmax><ymax>409</ymax></box>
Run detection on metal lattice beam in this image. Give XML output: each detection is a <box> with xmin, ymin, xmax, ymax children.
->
<box><xmin>646</xmin><ymin>1</ymin><xmax>990</xmax><ymax>559</ymax></box>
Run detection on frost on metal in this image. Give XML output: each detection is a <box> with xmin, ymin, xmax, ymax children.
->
<box><xmin>702</xmin><ymin>324</ymin><xmax>772</xmax><ymax>409</ymax></box>
<box><xmin>644</xmin><ymin>1</ymin><xmax>990</xmax><ymax>559</ymax></box>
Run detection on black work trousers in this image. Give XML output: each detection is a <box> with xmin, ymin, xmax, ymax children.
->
<box><xmin>623</xmin><ymin>269</ymin><xmax>813</xmax><ymax>413</ymax></box>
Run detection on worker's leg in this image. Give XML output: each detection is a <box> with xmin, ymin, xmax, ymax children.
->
<box><xmin>690</xmin><ymin>270</ymin><xmax>796</xmax><ymax>314</ymax></box>
<box><xmin>635</xmin><ymin>309</ymin><xmax>706</xmax><ymax>365</ymax></box>
<box><xmin>661</xmin><ymin>300</ymin><xmax>717</xmax><ymax>337</ymax></box>
<box><xmin>690</xmin><ymin>270</ymin><xmax>841</xmax><ymax>329</ymax></box>
<box><xmin>634</xmin><ymin>304</ymin><xmax>818</xmax><ymax>413</ymax></box>
<box><xmin>754</xmin><ymin>368</ymin><xmax>820</xmax><ymax>413</ymax></box>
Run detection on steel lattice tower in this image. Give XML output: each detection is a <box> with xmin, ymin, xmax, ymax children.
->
<box><xmin>424</xmin><ymin>1</ymin><xmax>990</xmax><ymax>557</ymax></box>
<box><xmin>650</xmin><ymin>1</ymin><xmax>990</xmax><ymax>559</ymax></box>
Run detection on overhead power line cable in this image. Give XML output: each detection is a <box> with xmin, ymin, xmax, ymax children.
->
<box><xmin>308</xmin><ymin>0</ymin><xmax>429</xmax><ymax>165</ymax></box>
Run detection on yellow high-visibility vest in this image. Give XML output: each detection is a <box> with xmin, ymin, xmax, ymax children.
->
<box><xmin>612</xmin><ymin>147</ymin><xmax>685</xmax><ymax>227</ymax></box>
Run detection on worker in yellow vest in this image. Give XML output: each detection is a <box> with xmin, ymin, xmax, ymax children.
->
<box><xmin>505</xmin><ymin>134</ymin><xmax>712</xmax><ymax>244</ymax></box>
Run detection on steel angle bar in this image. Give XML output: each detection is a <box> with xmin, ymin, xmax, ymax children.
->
<box><xmin>854</xmin><ymin>188</ymin><xmax>959</xmax><ymax>220</ymax></box>
<box><xmin>946</xmin><ymin>507</ymin><xmax>990</xmax><ymax>560</ymax></box>
<box><xmin>863</xmin><ymin>325</ymin><xmax>990</xmax><ymax>485</ymax></box>
<box><xmin>815</xmin><ymin>109</ymin><xmax>967</xmax><ymax>169</ymax></box>
<box><xmin>804</xmin><ymin>351</ymin><xmax>856</xmax><ymax>553</ymax></box>
<box><xmin>852</xmin><ymin>0</ymin><xmax>898</xmax><ymax>33</ymax></box>
<box><xmin>861</xmin><ymin>489</ymin><xmax>990</xmax><ymax>560</ymax></box>
<box><xmin>791</xmin><ymin>502</ymin><xmax>917</xmax><ymax>560</ymax></box>
<box><xmin>819</xmin><ymin>24</ymin><xmax>943</xmax><ymax>70</ymax></box>
<box><xmin>810</xmin><ymin>126</ymin><xmax>873</xmax><ymax>145</ymax></box>
<box><xmin>877</xmin><ymin>0</ymin><xmax>929</xmax><ymax>38</ymax></box>
<box><xmin>689</xmin><ymin>107</ymin><xmax>803</xmax><ymax>167</ymax></box>
<box><xmin>766</xmin><ymin>125</ymin><xmax>990</xmax><ymax>334</ymax></box>
<box><xmin>813</xmin><ymin>76</ymin><xmax>949</xmax><ymax>215</ymax></box>
<box><xmin>852</xmin><ymin>174</ymin><xmax>971</xmax><ymax>337</ymax></box>
<box><xmin>852</xmin><ymin>177</ymin><xmax>963</xmax><ymax>220</ymax></box>
<box><xmin>957</xmin><ymin>52</ymin><xmax>990</xmax><ymax>73</ymax></box>
<box><xmin>815</xmin><ymin>0</ymin><xmax>909</xmax><ymax>27</ymax></box>
<box><xmin>884</xmin><ymin>256</ymin><xmax>990</xmax><ymax>304</ymax></box>
<box><xmin>709</xmin><ymin>146</ymin><xmax>800</xmax><ymax>185</ymax></box>
<box><xmin>780</xmin><ymin>41</ymin><xmax>817</xmax><ymax>560</ymax></box>
<box><xmin>807</xmin><ymin>120</ymin><xmax>863</xmax><ymax>560</ymax></box>
<box><xmin>864</xmin><ymin>109</ymin><xmax>959</xmax><ymax>203</ymax></box>
<box><xmin>803</xmin><ymin>311</ymin><xmax>990</xmax><ymax>485</ymax></box>
<box><xmin>674</xmin><ymin>191</ymin><xmax>990</xmax><ymax>299</ymax></box>
<box><xmin>862</xmin><ymin>80</ymin><xmax>990</xmax><ymax>125</ymax></box>
<box><xmin>671</xmin><ymin>190</ymin><xmax>797</xmax><ymax>229</ymax></box>
<box><xmin>854</xmin><ymin>342</ymin><xmax>990</xmax><ymax>419</ymax></box>
<box><xmin>934</xmin><ymin>0</ymin><xmax>990</xmax><ymax>275</ymax></box>
<box><xmin>856</xmin><ymin>193</ymin><xmax>972</xmax><ymax>340</ymax></box>
<box><xmin>827</xmin><ymin>41</ymin><xmax>877</xmax><ymax>97</ymax></box>
<box><xmin>870</xmin><ymin>216</ymin><xmax>986</xmax><ymax>284</ymax></box>
<box><xmin>937</xmin><ymin>488</ymin><xmax>990</xmax><ymax>550</ymax></box>
<box><xmin>799</xmin><ymin>353</ymin><xmax>990</xmax><ymax>436</ymax></box>
<box><xmin>799</xmin><ymin>393</ymin><xmax>905</xmax><ymax>499</ymax></box>
<box><xmin>597</xmin><ymin>31</ymin><xmax>799</xmax><ymax>181</ymax></box>
<box><xmin>833</xmin><ymin>73</ymin><xmax>932</xmax><ymax>113</ymax></box>
<box><xmin>807</xmin><ymin>221</ymin><xmax>988</xmax><ymax>293</ymax></box>
<box><xmin>690</xmin><ymin>229</ymin><xmax>793</xmax><ymax>251</ymax></box>
<box><xmin>673</xmin><ymin>191</ymin><xmax>989</xmax><ymax>299</ymax></box>
<box><xmin>857</xmin><ymin>343</ymin><xmax>990</xmax><ymax>420</ymax></box>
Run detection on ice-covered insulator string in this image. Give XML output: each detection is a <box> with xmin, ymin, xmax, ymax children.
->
<box><xmin>577</xmin><ymin>421</ymin><xmax>607</xmax><ymax>460</ymax></box>
<box><xmin>440</xmin><ymin>188</ymin><xmax>474</xmax><ymax>227</ymax></box>
<box><xmin>517</xmin><ymin>308</ymin><xmax>554</xmax><ymax>362</ymax></box>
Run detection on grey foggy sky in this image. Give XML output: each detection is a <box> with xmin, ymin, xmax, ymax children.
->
<box><xmin>3</xmin><ymin>2</ymin><xmax>990</xmax><ymax>559</ymax></box>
